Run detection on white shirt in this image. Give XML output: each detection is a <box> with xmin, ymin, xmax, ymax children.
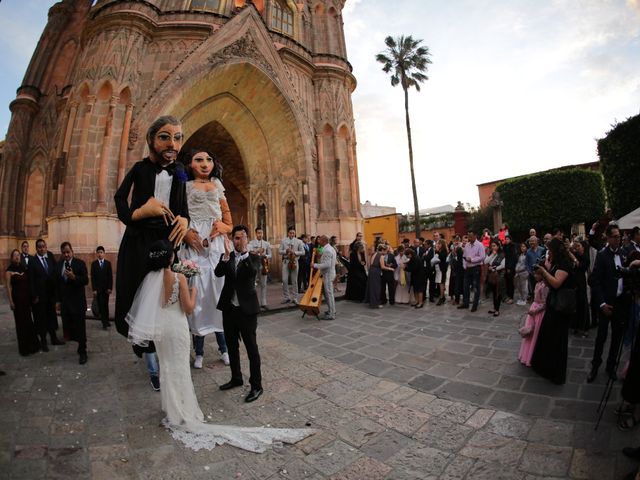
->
<box><xmin>230</xmin><ymin>250</ymin><xmax>249</xmax><ymax>307</ymax></box>
<box><xmin>154</xmin><ymin>170</ymin><xmax>172</xmax><ymax>206</ymax></box>
<box><xmin>613</xmin><ymin>249</ymin><xmax>624</xmax><ymax>297</ymax></box>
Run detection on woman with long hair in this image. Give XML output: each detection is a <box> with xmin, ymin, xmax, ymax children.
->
<box><xmin>179</xmin><ymin>149</ymin><xmax>232</xmax><ymax>369</ymax></box>
<box><xmin>433</xmin><ymin>239</ymin><xmax>449</xmax><ymax>305</ymax></box>
<box><xmin>5</xmin><ymin>249</ymin><xmax>40</xmax><ymax>356</ymax></box>
<box><xmin>484</xmin><ymin>240</ymin><xmax>506</xmax><ymax>317</ymax></box>
<box><xmin>405</xmin><ymin>248</ymin><xmax>427</xmax><ymax>308</ymax></box>
<box><xmin>531</xmin><ymin>237</ymin><xmax>575</xmax><ymax>384</ymax></box>
<box><xmin>569</xmin><ymin>239</ymin><xmax>590</xmax><ymax>337</ymax></box>
<box><xmin>126</xmin><ymin>240</ymin><xmax>312</xmax><ymax>452</ymax></box>
<box><xmin>345</xmin><ymin>241</ymin><xmax>367</xmax><ymax>302</ymax></box>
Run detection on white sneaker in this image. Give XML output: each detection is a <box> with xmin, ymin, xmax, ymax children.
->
<box><xmin>516</xmin><ymin>300</ymin><xmax>526</xmax><ymax>306</ymax></box>
<box><xmin>194</xmin><ymin>355</ymin><xmax>203</xmax><ymax>369</ymax></box>
<box><xmin>221</xmin><ymin>352</ymin><xmax>230</xmax><ymax>366</ymax></box>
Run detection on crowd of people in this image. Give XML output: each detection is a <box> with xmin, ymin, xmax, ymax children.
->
<box><xmin>4</xmin><ymin>114</ymin><xmax>640</xmax><ymax>458</ymax></box>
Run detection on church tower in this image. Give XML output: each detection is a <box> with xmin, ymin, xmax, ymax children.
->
<box><xmin>0</xmin><ymin>0</ymin><xmax>361</xmax><ymax>268</ymax></box>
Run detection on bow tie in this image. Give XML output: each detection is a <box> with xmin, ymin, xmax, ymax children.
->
<box><xmin>153</xmin><ymin>161</ymin><xmax>177</xmax><ymax>176</ymax></box>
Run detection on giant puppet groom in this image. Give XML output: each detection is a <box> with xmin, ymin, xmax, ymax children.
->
<box><xmin>114</xmin><ymin>116</ymin><xmax>197</xmax><ymax>361</ymax></box>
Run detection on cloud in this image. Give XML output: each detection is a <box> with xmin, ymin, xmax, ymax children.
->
<box><xmin>628</xmin><ymin>0</ymin><xmax>640</xmax><ymax>13</ymax></box>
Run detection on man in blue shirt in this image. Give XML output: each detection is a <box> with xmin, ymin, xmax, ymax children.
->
<box><xmin>525</xmin><ymin>236</ymin><xmax>545</xmax><ymax>300</ymax></box>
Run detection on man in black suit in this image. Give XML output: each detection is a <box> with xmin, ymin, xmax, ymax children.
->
<box><xmin>215</xmin><ymin>225</ymin><xmax>263</xmax><ymax>403</ymax></box>
<box><xmin>20</xmin><ymin>241</ymin><xmax>31</xmax><ymax>270</ymax></box>
<box><xmin>380</xmin><ymin>245</ymin><xmax>397</xmax><ymax>305</ymax></box>
<box><xmin>298</xmin><ymin>234</ymin><xmax>311</xmax><ymax>293</ymax></box>
<box><xmin>588</xmin><ymin>225</ymin><xmax>630</xmax><ymax>382</ymax></box>
<box><xmin>423</xmin><ymin>240</ymin><xmax>436</xmax><ymax>302</ymax></box>
<box><xmin>57</xmin><ymin>242</ymin><xmax>89</xmax><ymax>364</ymax></box>
<box><xmin>29</xmin><ymin>238</ymin><xmax>65</xmax><ymax>351</ymax></box>
<box><xmin>90</xmin><ymin>246</ymin><xmax>113</xmax><ymax>330</ymax></box>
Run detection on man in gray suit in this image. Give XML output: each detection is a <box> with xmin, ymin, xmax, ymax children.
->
<box><xmin>313</xmin><ymin>235</ymin><xmax>337</xmax><ymax>320</ymax></box>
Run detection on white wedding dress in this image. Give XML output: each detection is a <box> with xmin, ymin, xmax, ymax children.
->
<box><xmin>128</xmin><ymin>271</ymin><xmax>314</xmax><ymax>453</ymax></box>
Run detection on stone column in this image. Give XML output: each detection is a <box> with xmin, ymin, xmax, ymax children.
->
<box><xmin>488</xmin><ymin>191</ymin><xmax>504</xmax><ymax>233</ymax></box>
<box><xmin>453</xmin><ymin>201</ymin><xmax>468</xmax><ymax>235</ymax></box>
<box><xmin>346</xmin><ymin>136</ymin><xmax>358</xmax><ymax>215</ymax></box>
<box><xmin>96</xmin><ymin>95</ymin><xmax>118</xmax><ymax>212</ymax></box>
<box><xmin>333</xmin><ymin>132</ymin><xmax>346</xmax><ymax>216</ymax></box>
<box><xmin>73</xmin><ymin>95</ymin><xmax>95</xmax><ymax>212</ymax></box>
<box><xmin>117</xmin><ymin>104</ymin><xmax>134</xmax><ymax>185</ymax></box>
<box><xmin>315</xmin><ymin>133</ymin><xmax>326</xmax><ymax>217</ymax></box>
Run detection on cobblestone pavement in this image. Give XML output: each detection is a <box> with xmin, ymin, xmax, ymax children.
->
<box><xmin>0</xmin><ymin>292</ymin><xmax>639</xmax><ymax>480</ymax></box>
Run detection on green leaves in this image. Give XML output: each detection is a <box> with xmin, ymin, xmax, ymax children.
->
<box><xmin>376</xmin><ymin>34</ymin><xmax>432</xmax><ymax>91</ymax></box>
<box><xmin>495</xmin><ymin>169</ymin><xmax>605</xmax><ymax>237</ymax></box>
<box><xmin>597</xmin><ymin>113</ymin><xmax>640</xmax><ymax>217</ymax></box>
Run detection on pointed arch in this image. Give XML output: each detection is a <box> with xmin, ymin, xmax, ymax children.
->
<box><xmin>24</xmin><ymin>166</ymin><xmax>45</xmax><ymax>237</ymax></box>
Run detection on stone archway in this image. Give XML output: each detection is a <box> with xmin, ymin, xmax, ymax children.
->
<box><xmin>182</xmin><ymin>121</ymin><xmax>249</xmax><ymax>226</ymax></box>
<box><xmin>167</xmin><ymin>61</ymin><xmax>308</xmax><ymax>243</ymax></box>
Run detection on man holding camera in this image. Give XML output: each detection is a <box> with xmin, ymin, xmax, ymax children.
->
<box><xmin>587</xmin><ymin>224</ymin><xmax>630</xmax><ymax>383</ymax></box>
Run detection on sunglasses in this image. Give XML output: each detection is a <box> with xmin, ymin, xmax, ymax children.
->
<box><xmin>155</xmin><ymin>133</ymin><xmax>184</xmax><ymax>142</ymax></box>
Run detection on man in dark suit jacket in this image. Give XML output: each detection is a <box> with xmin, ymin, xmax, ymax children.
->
<box><xmin>29</xmin><ymin>238</ymin><xmax>65</xmax><ymax>351</ymax></box>
<box><xmin>57</xmin><ymin>242</ymin><xmax>89</xmax><ymax>364</ymax></box>
<box><xmin>90</xmin><ymin>246</ymin><xmax>113</xmax><ymax>330</ymax></box>
<box><xmin>380</xmin><ymin>245</ymin><xmax>397</xmax><ymax>305</ymax></box>
<box><xmin>423</xmin><ymin>240</ymin><xmax>436</xmax><ymax>302</ymax></box>
<box><xmin>588</xmin><ymin>225</ymin><xmax>630</xmax><ymax>382</ymax></box>
<box><xmin>214</xmin><ymin>225</ymin><xmax>263</xmax><ymax>403</ymax></box>
<box><xmin>20</xmin><ymin>240</ymin><xmax>31</xmax><ymax>270</ymax></box>
<box><xmin>297</xmin><ymin>234</ymin><xmax>312</xmax><ymax>293</ymax></box>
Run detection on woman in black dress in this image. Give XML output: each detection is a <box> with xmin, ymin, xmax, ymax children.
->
<box><xmin>345</xmin><ymin>241</ymin><xmax>367</xmax><ymax>302</ymax></box>
<box><xmin>4</xmin><ymin>249</ymin><xmax>40</xmax><ymax>356</ymax></box>
<box><xmin>531</xmin><ymin>238</ymin><xmax>575</xmax><ymax>384</ymax></box>
<box><xmin>365</xmin><ymin>244</ymin><xmax>391</xmax><ymax>308</ymax></box>
<box><xmin>405</xmin><ymin>248</ymin><xmax>427</xmax><ymax>308</ymax></box>
<box><xmin>570</xmin><ymin>239</ymin><xmax>590</xmax><ymax>337</ymax></box>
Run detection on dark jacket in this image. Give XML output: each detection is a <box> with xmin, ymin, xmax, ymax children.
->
<box><xmin>503</xmin><ymin>242</ymin><xmax>518</xmax><ymax>271</ymax></box>
<box><xmin>215</xmin><ymin>252</ymin><xmax>261</xmax><ymax>316</ymax></box>
<box><xmin>29</xmin><ymin>252</ymin><xmax>57</xmax><ymax>300</ymax></box>
<box><xmin>590</xmin><ymin>247</ymin><xmax>627</xmax><ymax>307</ymax></box>
<box><xmin>423</xmin><ymin>247</ymin><xmax>434</xmax><ymax>276</ymax></box>
<box><xmin>56</xmin><ymin>257</ymin><xmax>89</xmax><ymax>316</ymax></box>
<box><xmin>114</xmin><ymin>158</ymin><xmax>189</xmax><ymax>229</ymax></box>
<box><xmin>91</xmin><ymin>259</ymin><xmax>113</xmax><ymax>292</ymax></box>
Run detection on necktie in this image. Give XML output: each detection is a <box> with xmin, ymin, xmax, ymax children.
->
<box><xmin>41</xmin><ymin>256</ymin><xmax>48</xmax><ymax>273</ymax></box>
<box><xmin>100</xmin><ymin>260</ymin><xmax>103</xmax><ymax>269</ymax></box>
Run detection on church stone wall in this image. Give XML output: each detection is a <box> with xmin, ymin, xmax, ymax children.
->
<box><xmin>0</xmin><ymin>0</ymin><xmax>361</xmax><ymax>273</ymax></box>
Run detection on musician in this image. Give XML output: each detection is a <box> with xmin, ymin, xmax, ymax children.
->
<box><xmin>248</xmin><ymin>227</ymin><xmax>272</xmax><ymax>310</ymax></box>
<box><xmin>313</xmin><ymin>235</ymin><xmax>337</xmax><ymax>320</ymax></box>
<box><xmin>279</xmin><ymin>227</ymin><xmax>305</xmax><ymax>304</ymax></box>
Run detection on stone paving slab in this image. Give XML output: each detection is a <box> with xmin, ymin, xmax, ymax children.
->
<box><xmin>0</xmin><ymin>294</ymin><xmax>639</xmax><ymax>479</ymax></box>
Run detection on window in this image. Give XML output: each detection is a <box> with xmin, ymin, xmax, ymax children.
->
<box><xmin>257</xmin><ymin>203</ymin><xmax>267</xmax><ymax>238</ymax></box>
<box><xmin>271</xmin><ymin>0</ymin><xmax>294</xmax><ymax>36</ymax></box>
<box><xmin>189</xmin><ymin>0</ymin><xmax>220</xmax><ymax>11</ymax></box>
<box><xmin>285</xmin><ymin>200</ymin><xmax>295</xmax><ymax>229</ymax></box>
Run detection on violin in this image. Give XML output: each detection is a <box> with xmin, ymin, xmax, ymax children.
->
<box><xmin>261</xmin><ymin>255</ymin><xmax>270</xmax><ymax>275</ymax></box>
<box><xmin>287</xmin><ymin>247</ymin><xmax>297</xmax><ymax>271</ymax></box>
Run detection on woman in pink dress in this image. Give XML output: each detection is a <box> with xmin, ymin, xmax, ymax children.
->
<box><xmin>518</xmin><ymin>269</ymin><xmax>548</xmax><ymax>366</ymax></box>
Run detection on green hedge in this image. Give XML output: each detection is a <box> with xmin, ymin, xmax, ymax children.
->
<box><xmin>597</xmin><ymin>113</ymin><xmax>640</xmax><ymax>217</ymax></box>
<box><xmin>495</xmin><ymin>168</ymin><xmax>605</xmax><ymax>234</ymax></box>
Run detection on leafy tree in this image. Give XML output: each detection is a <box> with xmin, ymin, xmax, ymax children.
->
<box><xmin>495</xmin><ymin>168</ymin><xmax>605</xmax><ymax>236</ymax></box>
<box><xmin>597</xmin><ymin>113</ymin><xmax>640</xmax><ymax>217</ymax></box>
<box><xmin>376</xmin><ymin>35</ymin><xmax>432</xmax><ymax>237</ymax></box>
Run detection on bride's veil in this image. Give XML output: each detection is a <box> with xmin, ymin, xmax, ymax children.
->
<box><xmin>126</xmin><ymin>270</ymin><xmax>165</xmax><ymax>346</ymax></box>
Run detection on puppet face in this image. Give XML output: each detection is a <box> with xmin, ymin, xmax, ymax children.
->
<box><xmin>150</xmin><ymin>124</ymin><xmax>183</xmax><ymax>165</ymax></box>
<box><xmin>191</xmin><ymin>152</ymin><xmax>214</xmax><ymax>180</ymax></box>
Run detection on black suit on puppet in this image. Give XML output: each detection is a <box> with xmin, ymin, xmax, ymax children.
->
<box><xmin>215</xmin><ymin>251</ymin><xmax>262</xmax><ymax>390</ymax></box>
<box><xmin>57</xmin><ymin>258</ymin><xmax>89</xmax><ymax>355</ymax></box>
<box><xmin>29</xmin><ymin>251</ymin><xmax>61</xmax><ymax>345</ymax></box>
<box><xmin>91</xmin><ymin>258</ymin><xmax>113</xmax><ymax>328</ymax></box>
<box><xmin>113</xmin><ymin>158</ymin><xmax>189</xmax><ymax>343</ymax></box>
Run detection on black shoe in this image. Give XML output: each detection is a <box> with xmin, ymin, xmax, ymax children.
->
<box><xmin>219</xmin><ymin>379</ymin><xmax>243</xmax><ymax>391</ymax></box>
<box><xmin>40</xmin><ymin>341</ymin><xmax>49</xmax><ymax>353</ymax></box>
<box><xmin>0</xmin><ymin>371</ymin><xmax>5</xmax><ymax>376</ymax></box>
<box><xmin>245</xmin><ymin>388</ymin><xmax>263</xmax><ymax>403</ymax></box>
<box><xmin>623</xmin><ymin>447</ymin><xmax>640</xmax><ymax>460</ymax></box>
<box><xmin>79</xmin><ymin>354</ymin><xmax>88</xmax><ymax>365</ymax></box>
<box><xmin>51</xmin><ymin>338</ymin><xmax>65</xmax><ymax>346</ymax></box>
<box><xmin>587</xmin><ymin>366</ymin><xmax>599</xmax><ymax>383</ymax></box>
<box><xmin>470</xmin><ymin>306</ymin><xmax>478</xmax><ymax>312</ymax></box>
<box><xmin>457</xmin><ymin>304</ymin><xmax>469</xmax><ymax>309</ymax></box>
<box><xmin>150</xmin><ymin>375</ymin><xmax>160</xmax><ymax>391</ymax></box>
<box><xmin>102</xmin><ymin>323</ymin><xmax>109</xmax><ymax>330</ymax></box>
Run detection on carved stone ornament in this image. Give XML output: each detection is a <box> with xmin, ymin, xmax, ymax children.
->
<box><xmin>488</xmin><ymin>190</ymin><xmax>503</xmax><ymax>208</ymax></box>
<box><xmin>128</xmin><ymin>124</ymin><xmax>139</xmax><ymax>150</ymax></box>
<box><xmin>208</xmin><ymin>35</ymin><xmax>277</xmax><ymax>79</ymax></box>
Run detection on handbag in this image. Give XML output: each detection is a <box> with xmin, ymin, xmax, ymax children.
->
<box><xmin>487</xmin><ymin>270</ymin><xmax>498</xmax><ymax>286</ymax></box>
<box><xmin>547</xmin><ymin>287</ymin><xmax>576</xmax><ymax>315</ymax></box>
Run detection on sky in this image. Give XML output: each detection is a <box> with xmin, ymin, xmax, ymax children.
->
<box><xmin>1</xmin><ymin>1</ymin><xmax>639</xmax><ymax>213</ymax></box>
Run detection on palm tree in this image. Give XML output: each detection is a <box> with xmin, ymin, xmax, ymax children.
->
<box><xmin>376</xmin><ymin>35</ymin><xmax>431</xmax><ymax>237</ymax></box>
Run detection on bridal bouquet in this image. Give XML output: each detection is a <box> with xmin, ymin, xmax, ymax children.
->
<box><xmin>172</xmin><ymin>259</ymin><xmax>200</xmax><ymax>278</ymax></box>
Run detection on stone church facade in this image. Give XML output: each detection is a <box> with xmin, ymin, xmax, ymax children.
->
<box><xmin>0</xmin><ymin>0</ymin><xmax>361</xmax><ymax>265</ymax></box>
